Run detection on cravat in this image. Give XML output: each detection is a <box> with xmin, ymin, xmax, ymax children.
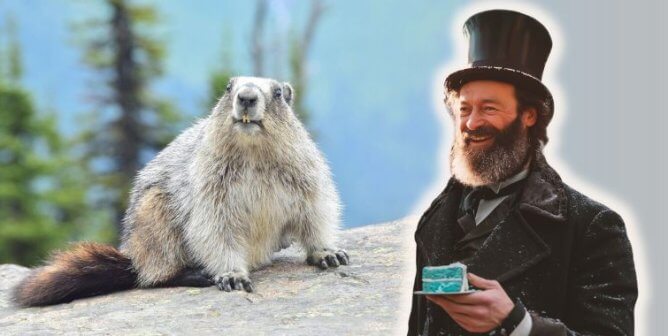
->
<box><xmin>458</xmin><ymin>179</ymin><xmax>526</xmax><ymax>233</ymax></box>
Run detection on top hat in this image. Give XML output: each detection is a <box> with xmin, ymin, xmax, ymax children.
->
<box><xmin>445</xmin><ymin>10</ymin><xmax>554</xmax><ymax>121</ymax></box>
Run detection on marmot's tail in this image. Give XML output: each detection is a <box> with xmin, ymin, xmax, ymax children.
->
<box><xmin>12</xmin><ymin>242</ymin><xmax>137</xmax><ymax>307</ymax></box>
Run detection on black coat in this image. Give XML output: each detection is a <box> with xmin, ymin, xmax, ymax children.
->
<box><xmin>408</xmin><ymin>152</ymin><xmax>637</xmax><ymax>335</ymax></box>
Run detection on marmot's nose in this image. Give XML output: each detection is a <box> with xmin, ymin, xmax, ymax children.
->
<box><xmin>237</xmin><ymin>93</ymin><xmax>258</xmax><ymax>108</ymax></box>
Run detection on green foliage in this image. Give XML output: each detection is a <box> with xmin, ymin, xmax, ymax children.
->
<box><xmin>0</xmin><ymin>14</ymin><xmax>23</xmax><ymax>85</ymax></box>
<box><xmin>0</xmin><ymin>85</ymin><xmax>101</xmax><ymax>266</ymax></box>
<box><xmin>207</xmin><ymin>70</ymin><xmax>233</xmax><ymax>110</ymax></box>
<box><xmin>74</xmin><ymin>0</ymin><xmax>183</xmax><ymax>235</ymax></box>
<box><xmin>6</xmin><ymin>24</ymin><xmax>22</xmax><ymax>82</ymax></box>
<box><xmin>0</xmin><ymin>17</ymin><xmax>91</xmax><ymax>266</ymax></box>
<box><xmin>288</xmin><ymin>37</ymin><xmax>310</xmax><ymax>125</ymax></box>
<box><xmin>145</xmin><ymin>95</ymin><xmax>185</xmax><ymax>149</ymax></box>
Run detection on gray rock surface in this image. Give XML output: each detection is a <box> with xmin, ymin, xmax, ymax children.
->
<box><xmin>0</xmin><ymin>220</ymin><xmax>413</xmax><ymax>335</ymax></box>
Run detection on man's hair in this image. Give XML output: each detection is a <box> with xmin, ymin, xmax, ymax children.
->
<box><xmin>444</xmin><ymin>84</ymin><xmax>551</xmax><ymax>145</ymax></box>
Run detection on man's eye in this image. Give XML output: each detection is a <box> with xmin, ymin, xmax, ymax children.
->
<box><xmin>483</xmin><ymin>106</ymin><xmax>498</xmax><ymax>112</ymax></box>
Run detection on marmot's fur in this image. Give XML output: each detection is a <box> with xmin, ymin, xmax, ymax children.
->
<box><xmin>13</xmin><ymin>77</ymin><xmax>348</xmax><ymax>307</ymax></box>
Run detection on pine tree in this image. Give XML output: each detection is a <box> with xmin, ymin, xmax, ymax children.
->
<box><xmin>75</xmin><ymin>0</ymin><xmax>181</xmax><ymax>237</ymax></box>
<box><xmin>0</xmin><ymin>17</ymin><xmax>97</xmax><ymax>266</ymax></box>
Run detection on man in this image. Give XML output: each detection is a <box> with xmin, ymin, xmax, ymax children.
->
<box><xmin>407</xmin><ymin>10</ymin><xmax>637</xmax><ymax>336</ymax></box>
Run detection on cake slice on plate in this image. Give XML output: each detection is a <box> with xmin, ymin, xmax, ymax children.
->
<box><xmin>418</xmin><ymin>262</ymin><xmax>471</xmax><ymax>294</ymax></box>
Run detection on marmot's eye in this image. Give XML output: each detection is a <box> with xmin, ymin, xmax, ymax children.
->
<box><xmin>273</xmin><ymin>88</ymin><xmax>282</xmax><ymax>99</ymax></box>
<box><xmin>226</xmin><ymin>82</ymin><xmax>232</xmax><ymax>93</ymax></box>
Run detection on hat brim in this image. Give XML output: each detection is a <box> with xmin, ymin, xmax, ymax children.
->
<box><xmin>445</xmin><ymin>66</ymin><xmax>554</xmax><ymax>122</ymax></box>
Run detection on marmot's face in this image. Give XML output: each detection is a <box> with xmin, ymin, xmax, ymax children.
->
<box><xmin>219</xmin><ymin>77</ymin><xmax>294</xmax><ymax>137</ymax></box>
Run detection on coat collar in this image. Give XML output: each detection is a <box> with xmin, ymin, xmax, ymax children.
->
<box><xmin>449</xmin><ymin>148</ymin><xmax>569</xmax><ymax>222</ymax></box>
<box><xmin>516</xmin><ymin>149</ymin><xmax>568</xmax><ymax>222</ymax></box>
<box><xmin>415</xmin><ymin>149</ymin><xmax>568</xmax><ymax>283</ymax></box>
<box><xmin>414</xmin><ymin>149</ymin><xmax>568</xmax><ymax>235</ymax></box>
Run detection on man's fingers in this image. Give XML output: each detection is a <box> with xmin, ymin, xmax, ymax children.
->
<box><xmin>426</xmin><ymin>296</ymin><xmax>482</xmax><ymax>316</ymax></box>
<box><xmin>427</xmin><ymin>297</ymin><xmax>495</xmax><ymax>333</ymax></box>
<box><xmin>425</xmin><ymin>276</ymin><xmax>512</xmax><ymax>335</ymax></box>
<box><xmin>441</xmin><ymin>292</ymin><xmax>488</xmax><ymax>305</ymax></box>
<box><xmin>467</xmin><ymin>273</ymin><xmax>499</xmax><ymax>289</ymax></box>
<box><xmin>427</xmin><ymin>295</ymin><xmax>464</xmax><ymax>314</ymax></box>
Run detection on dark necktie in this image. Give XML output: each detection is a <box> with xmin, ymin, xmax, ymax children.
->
<box><xmin>458</xmin><ymin>179</ymin><xmax>526</xmax><ymax>233</ymax></box>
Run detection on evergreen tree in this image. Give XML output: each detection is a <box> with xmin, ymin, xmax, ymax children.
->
<box><xmin>75</xmin><ymin>0</ymin><xmax>180</xmax><ymax>237</ymax></box>
<box><xmin>0</xmin><ymin>85</ymin><xmax>59</xmax><ymax>265</ymax></box>
<box><xmin>0</xmin><ymin>17</ymin><xmax>98</xmax><ymax>266</ymax></box>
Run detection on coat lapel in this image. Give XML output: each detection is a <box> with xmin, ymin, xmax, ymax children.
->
<box><xmin>465</xmin><ymin>152</ymin><xmax>568</xmax><ymax>282</ymax></box>
<box><xmin>462</xmin><ymin>209</ymin><xmax>551</xmax><ymax>282</ymax></box>
<box><xmin>415</xmin><ymin>179</ymin><xmax>463</xmax><ymax>265</ymax></box>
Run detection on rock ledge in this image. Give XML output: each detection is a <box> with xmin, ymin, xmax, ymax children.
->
<box><xmin>0</xmin><ymin>220</ymin><xmax>410</xmax><ymax>335</ymax></box>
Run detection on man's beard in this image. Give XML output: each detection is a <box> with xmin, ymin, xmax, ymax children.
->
<box><xmin>449</xmin><ymin>115</ymin><xmax>535</xmax><ymax>187</ymax></box>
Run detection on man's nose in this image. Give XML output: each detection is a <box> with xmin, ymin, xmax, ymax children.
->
<box><xmin>237</xmin><ymin>90</ymin><xmax>258</xmax><ymax>108</ymax></box>
<box><xmin>465</xmin><ymin>110</ymin><xmax>485</xmax><ymax>130</ymax></box>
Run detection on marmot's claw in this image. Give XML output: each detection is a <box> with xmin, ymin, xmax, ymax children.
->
<box><xmin>308</xmin><ymin>248</ymin><xmax>350</xmax><ymax>269</ymax></box>
<box><xmin>243</xmin><ymin>279</ymin><xmax>255</xmax><ymax>292</ymax></box>
<box><xmin>335</xmin><ymin>250</ymin><xmax>350</xmax><ymax>265</ymax></box>
<box><xmin>325</xmin><ymin>254</ymin><xmax>340</xmax><ymax>267</ymax></box>
<box><xmin>233</xmin><ymin>278</ymin><xmax>243</xmax><ymax>291</ymax></box>
<box><xmin>218</xmin><ymin>276</ymin><xmax>232</xmax><ymax>292</ymax></box>
<box><xmin>214</xmin><ymin>272</ymin><xmax>253</xmax><ymax>293</ymax></box>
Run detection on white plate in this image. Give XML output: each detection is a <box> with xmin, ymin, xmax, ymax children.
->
<box><xmin>413</xmin><ymin>290</ymin><xmax>478</xmax><ymax>296</ymax></box>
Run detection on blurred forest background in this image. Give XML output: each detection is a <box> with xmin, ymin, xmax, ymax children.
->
<box><xmin>0</xmin><ymin>0</ymin><xmax>460</xmax><ymax>266</ymax></box>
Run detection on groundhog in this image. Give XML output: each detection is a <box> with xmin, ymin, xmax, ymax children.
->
<box><xmin>12</xmin><ymin>76</ymin><xmax>349</xmax><ymax>307</ymax></box>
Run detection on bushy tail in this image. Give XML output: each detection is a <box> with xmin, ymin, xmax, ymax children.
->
<box><xmin>12</xmin><ymin>242</ymin><xmax>137</xmax><ymax>307</ymax></box>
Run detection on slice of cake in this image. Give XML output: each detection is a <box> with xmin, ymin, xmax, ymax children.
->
<box><xmin>422</xmin><ymin>262</ymin><xmax>469</xmax><ymax>293</ymax></box>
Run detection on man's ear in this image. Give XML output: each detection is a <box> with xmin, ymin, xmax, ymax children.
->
<box><xmin>282</xmin><ymin>82</ymin><xmax>294</xmax><ymax>105</ymax></box>
<box><xmin>522</xmin><ymin>107</ymin><xmax>538</xmax><ymax>127</ymax></box>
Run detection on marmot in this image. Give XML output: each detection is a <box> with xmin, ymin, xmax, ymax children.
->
<box><xmin>12</xmin><ymin>76</ymin><xmax>349</xmax><ymax>307</ymax></box>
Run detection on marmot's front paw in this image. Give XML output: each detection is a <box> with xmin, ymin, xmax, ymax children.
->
<box><xmin>307</xmin><ymin>249</ymin><xmax>350</xmax><ymax>269</ymax></box>
<box><xmin>214</xmin><ymin>272</ymin><xmax>254</xmax><ymax>292</ymax></box>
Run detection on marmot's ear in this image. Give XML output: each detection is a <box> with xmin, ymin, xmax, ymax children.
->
<box><xmin>282</xmin><ymin>82</ymin><xmax>294</xmax><ymax>105</ymax></box>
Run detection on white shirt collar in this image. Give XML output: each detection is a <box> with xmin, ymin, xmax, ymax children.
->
<box><xmin>487</xmin><ymin>168</ymin><xmax>530</xmax><ymax>194</ymax></box>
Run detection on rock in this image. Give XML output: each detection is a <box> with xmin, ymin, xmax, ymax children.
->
<box><xmin>0</xmin><ymin>219</ymin><xmax>415</xmax><ymax>335</ymax></box>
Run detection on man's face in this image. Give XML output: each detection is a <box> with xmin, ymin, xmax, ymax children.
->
<box><xmin>448</xmin><ymin>80</ymin><xmax>537</xmax><ymax>186</ymax></box>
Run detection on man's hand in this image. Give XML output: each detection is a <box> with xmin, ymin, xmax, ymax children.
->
<box><xmin>426</xmin><ymin>273</ymin><xmax>515</xmax><ymax>333</ymax></box>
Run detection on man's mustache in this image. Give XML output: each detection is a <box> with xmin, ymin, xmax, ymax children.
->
<box><xmin>463</xmin><ymin>126</ymin><xmax>499</xmax><ymax>141</ymax></box>
<box><xmin>462</xmin><ymin>115</ymin><xmax>524</xmax><ymax>146</ymax></box>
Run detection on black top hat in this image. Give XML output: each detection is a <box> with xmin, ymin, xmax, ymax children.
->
<box><xmin>445</xmin><ymin>10</ymin><xmax>554</xmax><ymax>121</ymax></box>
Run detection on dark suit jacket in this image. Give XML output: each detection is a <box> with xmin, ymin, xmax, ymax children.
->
<box><xmin>407</xmin><ymin>151</ymin><xmax>638</xmax><ymax>335</ymax></box>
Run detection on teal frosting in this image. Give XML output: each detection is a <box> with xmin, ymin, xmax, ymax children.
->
<box><xmin>422</xmin><ymin>266</ymin><xmax>464</xmax><ymax>280</ymax></box>
<box><xmin>422</xmin><ymin>264</ymin><xmax>466</xmax><ymax>293</ymax></box>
